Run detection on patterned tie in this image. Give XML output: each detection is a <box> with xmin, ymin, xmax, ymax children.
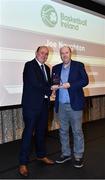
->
<box><xmin>41</xmin><ymin>64</ymin><xmax>47</xmax><ymax>81</ymax></box>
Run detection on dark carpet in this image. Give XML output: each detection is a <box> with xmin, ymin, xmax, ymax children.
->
<box><xmin>0</xmin><ymin>119</ymin><xmax>105</xmax><ymax>179</ymax></box>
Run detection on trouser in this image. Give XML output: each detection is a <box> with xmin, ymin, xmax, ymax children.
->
<box><xmin>58</xmin><ymin>103</ymin><xmax>84</xmax><ymax>159</ymax></box>
<box><xmin>19</xmin><ymin>99</ymin><xmax>49</xmax><ymax>165</ymax></box>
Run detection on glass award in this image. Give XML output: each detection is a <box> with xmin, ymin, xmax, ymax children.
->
<box><xmin>52</xmin><ymin>73</ymin><xmax>60</xmax><ymax>85</ymax></box>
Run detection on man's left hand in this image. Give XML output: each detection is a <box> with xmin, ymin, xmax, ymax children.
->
<box><xmin>62</xmin><ymin>82</ymin><xmax>70</xmax><ymax>89</ymax></box>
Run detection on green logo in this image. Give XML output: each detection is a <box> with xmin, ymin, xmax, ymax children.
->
<box><xmin>41</xmin><ymin>4</ymin><xmax>58</xmax><ymax>27</ymax></box>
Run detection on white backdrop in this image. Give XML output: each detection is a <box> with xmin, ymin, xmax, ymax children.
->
<box><xmin>0</xmin><ymin>0</ymin><xmax>105</xmax><ymax>106</ymax></box>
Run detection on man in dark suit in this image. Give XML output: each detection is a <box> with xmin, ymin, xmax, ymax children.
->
<box><xmin>51</xmin><ymin>46</ymin><xmax>89</xmax><ymax>168</ymax></box>
<box><xmin>19</xmin><ymin>46</ymin><xmax>54</xmax><ymax>177</ymax></box>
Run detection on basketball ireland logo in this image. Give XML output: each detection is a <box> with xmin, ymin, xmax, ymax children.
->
<box><xmin>41</xmin><ymin>4</ymin><xmax>58</xmax><ymax>27</ymax></box>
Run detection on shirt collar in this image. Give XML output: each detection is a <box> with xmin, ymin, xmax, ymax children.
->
<box><xmin>63</xmin><ymin>61</ymin><xmax>71</xmax><ymax>69</ymax></box>
<box><xmin>35</xmin><ymin>58</ymin><xmax>44</xmax><ymax>67</ymax></box>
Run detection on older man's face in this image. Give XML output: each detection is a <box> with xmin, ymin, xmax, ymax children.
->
<box><xmin>36</xmin><ymin>47</ymin><xmax>49</xmax><ymax>64</ymax></box>
<box><xmin>60</xmin><ymin>47</ymin><xmax>71</xmax><ymax>64</ymax></box>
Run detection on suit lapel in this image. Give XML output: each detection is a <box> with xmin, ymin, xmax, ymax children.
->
<box><xmin>58</xmin><ymin>64</ymin><xmax>63</xmax><ymax>77</ymax></box>
<box><xmin>68</xmin><ymin>60</ymin><xmax>74</xmax><ymax>82</ymax></box>
<box><xmin>33</xmin><ymin>59</ymin><xmax>44</xmax><ymax>81</ymax></box>
<box><xmin>33</xmin><ymin>59</ymin><xmax>50</xmax><ymax>83</ymax></box>
<box><xmin>45</xmin><ymin>65</ymin><xmax>51</xmax><ymax>83</ymax></box>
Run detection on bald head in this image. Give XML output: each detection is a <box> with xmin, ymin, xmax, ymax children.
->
<box><xmin>60</xmin><ymin>46</ymin><xmax>71</xmax><ymax>54</ymax></box>
<box><xmin>36</xmin><ymin>46</ymin><xmax>49</xmax><ymax>53</ymax></box>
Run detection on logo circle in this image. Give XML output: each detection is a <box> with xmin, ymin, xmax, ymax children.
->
<box><xmin>41</xmin><ymin>5</ymin><xmax>58</xmax><ymax>27</ymax></box>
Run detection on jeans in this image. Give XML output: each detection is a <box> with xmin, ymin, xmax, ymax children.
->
<box><xmin>58</xmin><ymin>103</ymin><xmax>84</xmax><ymax>159</ymax></box>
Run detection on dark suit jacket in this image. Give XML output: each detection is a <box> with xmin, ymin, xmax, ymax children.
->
<box><xmin>22</xmin><ymin>59</ymin><xmax>51</xmax><ymax>116</ymax></box>
<box><xmin>52</xmin><ymin>60</ymin><xmax>89</xmax><ymax>113</ymax></box>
